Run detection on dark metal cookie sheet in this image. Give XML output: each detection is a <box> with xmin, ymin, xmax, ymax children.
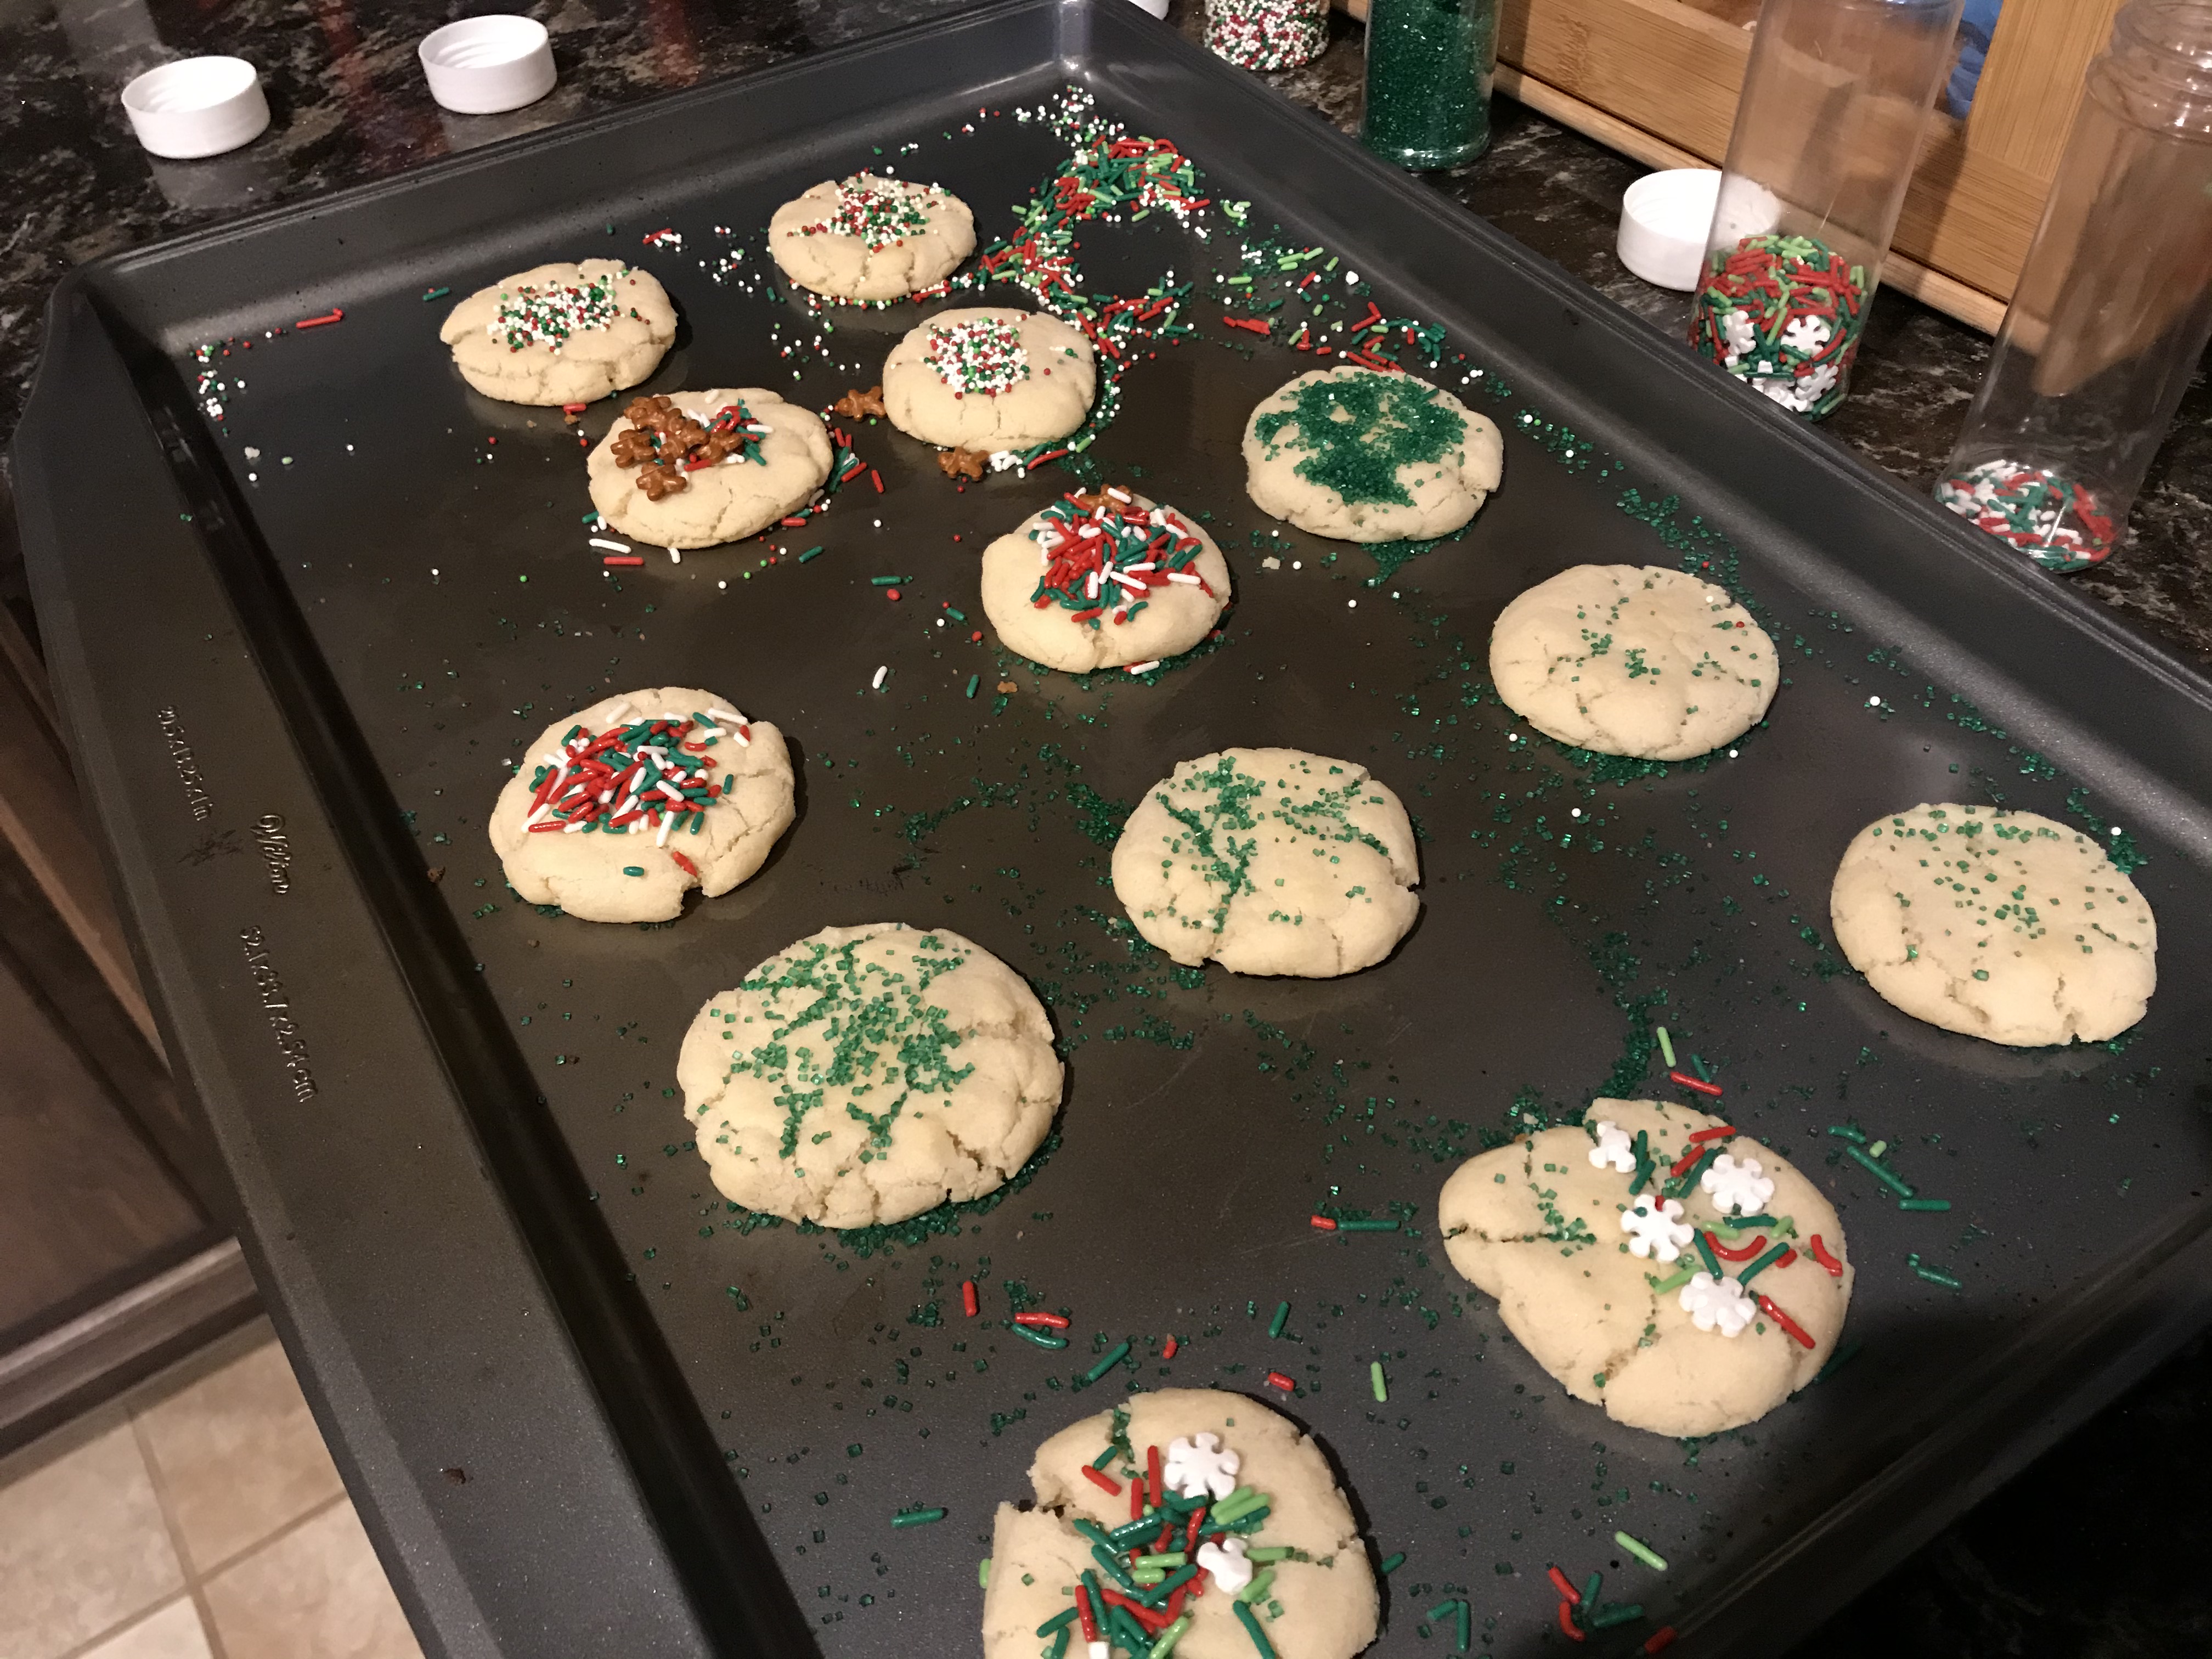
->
<box><xmin>18</xmin><ymin>4</ymin><xmax>2212</xmax><ymax>1658</ymax></box>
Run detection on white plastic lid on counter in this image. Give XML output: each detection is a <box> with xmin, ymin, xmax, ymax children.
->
<box><xmin>121</xmin><ymin>57</ymin><xmax>270</xmax><ymax>160</ymax></box>
<box><xmin>419</xmin><ymin>16</ymin><xmax>557</xmax><ymax>115</ymax></box>
<box><xmin>1617</xmin><ymin>168</ymin><xmax>1722</xmax><ymax>291</ymax></box>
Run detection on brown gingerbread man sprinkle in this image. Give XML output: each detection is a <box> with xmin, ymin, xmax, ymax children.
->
<box><xmin>938</xmin><ymin>445</ymin><xmax>989</xmax><ymax>481</ymax></box>
<box><xmin>834</xmin><ymin>385</ymin><xmax>887</xmax><ymax>419</ymax></box>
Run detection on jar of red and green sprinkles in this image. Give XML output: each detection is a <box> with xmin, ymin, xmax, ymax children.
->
<box><xmin>1936</xmin><ymin>0</ymin><xmax>2212</xmax><ymax>571</ymax></box>
<box><xmin>1687</xmin><ymin>0</ymin><xmax>1965</xmax><ymax>420</ymax></box>
<box><xmin>1205</xmin><ymin>0</ymin><xmax>1330</xmax><ymax>71</ymax></box>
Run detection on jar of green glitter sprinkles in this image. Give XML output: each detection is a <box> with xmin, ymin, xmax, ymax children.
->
<box><xmin>1361</xmin><ymin>0</ymin><xmax>1498</xmax><ymax>170</ymax></box>
<box><xmin>1205</xmin><ymin>0</ymin><xmax>1330</xmax><ymax>71</ymax></box>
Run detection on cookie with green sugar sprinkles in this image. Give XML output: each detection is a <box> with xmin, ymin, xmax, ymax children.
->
<box><xmin>768</xmin><ymin>172</ymin><xmax>977</xmax><ymax>302</ymax></box>
<box><xmin>677</xmin><ymin>922</ymin><xmax>1061</xmax><ymax>1227</ymax></box>
<box><xmin>1243</xmin><ymin>366</ymin><xmax>1502</xmax><ymax>543</ymax></box>
<box><xmin>982</xmin><ymin>1388</ymin><xmax>1378</xmax><ymax>1659</ymax></box>
<box><xmin>1110</xmin><ymin>748</ymin><xmax>1420</xmax><ymax>978</ymax></box>
<box><xmin>1830</xmin><ymin>802</ymin><xmax>2156</xmax><ymax>1047</ymax></box>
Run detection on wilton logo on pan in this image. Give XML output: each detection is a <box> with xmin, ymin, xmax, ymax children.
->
<box><xmin>252</xmin><ymin>814</ymin><xmax>292</xmax><ymax>894</ymax></box>
<box><xmin>156</xmin><ymin>706</ymin><xmax>214</xmax><ymax>821</ymax></box>
<box><xmin>238</xmin><ymin>927</ymin><xmax>315</xmax><ymax>1102</ymax></box>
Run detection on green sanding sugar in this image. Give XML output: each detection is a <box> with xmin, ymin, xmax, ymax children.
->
<box><xmin>1252</xmin><ymin>371</ymin><xmax>1467</xmax><ymax>507</ymax></box>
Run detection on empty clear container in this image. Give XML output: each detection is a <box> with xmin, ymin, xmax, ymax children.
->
<box><xmin>1937</xmin><ymin>0</ymin><xmax>2212</xmax><ymax>571</ymax></box>
<box><xmin>1689</xmin><ymin>0</ymin><xmax>1967</xmax><ymax>418</ymax></box>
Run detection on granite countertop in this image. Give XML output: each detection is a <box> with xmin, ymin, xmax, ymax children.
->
<box><xmin>1</xmin><ymin>2</ymin><xmax>2205</xmax><ymax>1654</ymax></box>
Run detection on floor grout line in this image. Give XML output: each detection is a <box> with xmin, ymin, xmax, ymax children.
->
<box><xmin>50</xmin><ymin>1591</ymin><xmax>198</xmax><ymax>1659</ymax></box>
<box><xmin>190</xmin><ymin>1488</ymin><xmax>351</xmax><ymax>1588</ymax></box>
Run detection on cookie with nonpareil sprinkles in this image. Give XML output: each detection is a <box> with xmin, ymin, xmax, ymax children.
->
<box><xmin>979</xmin><ymin>486</ymin><xmax>1232</xmax><ymax>673</ymax></box>
<box><xmin>1831</xmin><ymin>802</ymin><xmax>2156</xmax><ymax>1046</ymax></box>
<box><xmin>487</xmin><ymin>688</ymin><xmax>793</xmax><ymax>924</ymax></box>
<box><xmin>586</xmin><ymin>388</ymin><xmax>833</xmax><ymax>549</ymax></box>
<box><xmin>1111</xmin><ymin>748</ymin><xmax>1419</xmax><ymax>977</ymax></box>
<box><xmin>678</xmin><ymin>923</ymin><xmax>1060</xmax><ymax>1228</ymax></box>
<box><xmin>439</xmin><ymin>260</ymin><xmax>675</xmax><ymax>406</ymax></box>
<box><xmin>1438</xmin><ymin>1098</ymin><xmax>1853</xmax><ymax>1438</ymax></box>
<box><xmin>768</xmin><ymin>173</ymin><xmax>976</xmax><ymax>301</ymax></box>
<box><xmin>881</xmin><ymin>307</ymin><xmax>1095</xmax><ymax>451</ymax></box>
<box><xmin>983</xmin><ymin>1389</ymin><xmax>1378</xmax><ymax>1659</ymax></box>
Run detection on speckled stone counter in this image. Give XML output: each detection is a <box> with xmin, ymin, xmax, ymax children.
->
<box><xmin>1</xmin><ymin>3</ymin><xmax>2205</xmax><ymax>1654</ymax></box>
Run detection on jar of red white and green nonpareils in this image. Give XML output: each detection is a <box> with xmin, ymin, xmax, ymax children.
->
<box><xmin>1205</xmin><ymin>0</ymin><xmax>1330</xmax><ymax>71</ymax></box>
<box><xmin>1688</xmin><ymin>0</ymin><xmax>1965</xmax><ymax>420</ymax></box>
<box><xmin>1937</xmin><ymin>0</ymin><xmax>2212</xmax><ymax>571</ymax></box>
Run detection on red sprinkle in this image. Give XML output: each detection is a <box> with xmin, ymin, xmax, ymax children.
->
<box><xmin>1075</xmin><ymin>1584</ymin><xmax>1101</xmax><ymax>1643</ymax></box>
<box><xmin>1645</xmin><ymin>1628</ymin><xmax>1678</xmax><ymax>1654</ymax></box>
<box><xmin>1014</xmin><ymin>1311</ymin><xmax>1070</xmax><ymax>1328</ymax></box>
<box><xmin>1310</xmin><ymin>1215</ymin><xmax>1339</xmax><ymax>1231</ymax></box>
<box><xmin>602</xmin><ymin>556</ymin><xmax>644</xmax><ymax>566</ymax></box>
<box><xmin>1757</xmin><ymin>1293</ymin><xmax>1816</xmax><ymax>1349</ymax></box>
<box><xmin>780</xmin><ymin>516</ymin><xmax>808</xmax><ymax>527</ymax></box>
<box><xmin>885</xmin><ymin>588</ymin><xmax>902</xmax><ymax>601</ymax></box>
<box><xmin>1148</xmin><ymin>1444</ymin><xmax>1163</xmax><ymax>1507</ymax></box>
<box><xmin>1669</xmin><ymin>1070</ymin><xmax>1725</xmax><ymax>1098</ymax></box>
<box><xmin>870</xmin><ymin>469</ymin><xmax>884</xmax><ymax>492</ymax></box>
<box><xmin>669</xmin><ymin>850</ymin><xmax>700</xmax><ymax>878</ymax></box>
<box><xmin>1130</xmin><ymin>1474</ymin><xmax>1145</xmax><ymax>1520</ymax></box>
<box><xmin>295</xmin><ymin>307</ymin><xmax>343</xmax><ymax>329</ymax></box>
<box><xmin>961</xmin><ymin>1280</ymin><xmax>978</xmax><ymax>1318</ymax></box>
<box><xmin>1547</xmin><ymin>1566</ymin><xmax>1581</xmax><ymax>1604</ymax></box>
<box><xmin>1161</xmin><ymin>1335</ymin><xmax>1179</xmax><ymax>1359</ymax></box>
<box><xmin>1809</xmin><ymin>1234</ymin><xmax>1847</xmax><ymax>1277</ymax></box>
<box><xmin>562</xmin><ymin>402</ymin><xmax>589</xmax><ymax>414</ymax></box>
<box><xmin>1558</xmin><ymin>1600</ymin><xmax>1586</xmax><ymax>1641</ymax></box>
<box><xmin>1706</xmin><ymin>1229</ymin><xmax>1767</xmax><ymax>1262</ymax></box>
<box><xmin>1081</xmin><ymin>1465</ymin><xmax>1121</xmax><ymax>1496</ymax></box>
<box><xmin>1687</xmin><ymin>1123</ymin><xmax>1739</xmax><ymax>1142</ymax></box>
<box><xmin>1265</xmin><ymin>1370</ymin><xmax>1295</xmax><ymax>1392</ymax></box>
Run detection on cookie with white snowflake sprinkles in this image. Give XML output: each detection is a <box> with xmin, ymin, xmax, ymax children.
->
<box><xmin>487</xmin><ymin>687</ymin><xmax>794</xmax><ymax>924</ymax></box>
<box><xmin>678</xmin><ymin>923</ymin><xmax>1061</xmax><ymax>1228</ymax></box>
<box><xmin>1438</xmin><ymin>1098</ymin><xmax>1853</xmax><ymax>1438</ymax></box>
<box><xmin>438</xmin><ymin>260</ymin><xmax>675</xmax><ymax>406</ymax></box>
<box><xmin>1830</xmin><ymin>803</ymin><xmax>2157</xmax><ymax>1046</ymax></box>
<box><xmin>1489</xmin><ymin>564</ymin><xmax>1779</xmax><ymax>759</ymax></box>
<box><xmin>1243</xmin><ymin>366</ymin><xmax>1503</xmax><ymax>543</ymax></box>
<box><xmin>766</xmin><ymin>173</ymin><xmax>977</xmax><ymax>301</ymax></box>
<box><xmin>980</xmin><ymin>486</ymin><xmax>1232</xmax><ymax>673</ymax></box>
<box><xmin>983</xmin><ymin>1389</ymin><xmax>1378</xmax><ymax>1659</ymax></box>
<box><xmin>881</xmin><ymin>306</ymin><xmax>1096</xmax><ymax>450</ymax></box>
<box><xmin>585</xmin><ymin>388</ymin><xmax>833</xmax><ymax>549</ymax></box>
<box><xmin>1110</xmin><ymin>748</ymin><xmax>1419</xmax><ymax>978</ymax></box>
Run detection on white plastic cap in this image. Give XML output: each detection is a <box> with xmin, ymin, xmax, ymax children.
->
<box><xmin>419</xmin><ymin>16</ymin><xmax>556</xmax><ymax>115</ymax></box>
<box><xmin>1617</xmin><ymin>168</ymin><xmax>1722</xmax><ymax>291</ymax></box>
<box><xmin>121</xmin><ymin>57</ymin><xmax>270</xmax><ymax>160</ymax></box>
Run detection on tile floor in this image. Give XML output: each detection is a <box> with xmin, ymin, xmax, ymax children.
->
<box><xmin>0</xmin><ymin>1317</ymin><xmax>422</xmax><ymax>1659</ymax></box>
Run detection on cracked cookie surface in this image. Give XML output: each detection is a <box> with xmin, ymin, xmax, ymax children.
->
<box><xmin>983</xmin><ymin>1389</ymin><xmax>1378</xmax><ymax>1659</ymax></box>
<box><xmin>1438</xmin><ymin>1099</ymin><xmax>1852</xmax><ymax>1438</ymax></box>
<box><xmin>1831</xmin><ymin>802</ymin><xmax>2156</xmax><ymax>1046</ymax></box>
<box><xmin>768</xmin><ymin>173</ymin><xmax>975</xmax><ymax>301</ymax></box>
<box><xmin>882</xmin><ymin>307</ymin><xmax>1095</xmax><ymax>450</ymax></box>
<box><xmin>585</xmin><ymin>388</ymin><xmax>833</xmax><ymax>549</ymax></box>
<box><xmin>1489</xmin><ymin>564</ymin><xmax>1776</xmax><ymax>760</ymax></box>
<box><xmin>678</xmin><ymin>922</ymin><xmax>1060</xmax><ymax>1227</ymax></box>
<box><xmin>439</xmin><ymin>259</ymin><xmax>675</xmax><ymax>407</ymax></box>
<box><xmin>1110</xmin><ymin>748</ymin><xmax>1419</xmax><ymax>978</ymax></box>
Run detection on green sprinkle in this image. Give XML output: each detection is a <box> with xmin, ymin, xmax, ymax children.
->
<box><xmin>1689</xmin><ymin>1052</ymin><xmax>1712</xmax><ymax>1082</ymax></box>
<box><xmin>1246</xmin><ymin>1547</ymin><xmax>1294</xmax><ymax>1563</ymax></box>
<box><xmin>1910</xmin><ymin>1256</ymin><xmax>1963</xmax><ymax>1290</ymax></box>
<box><xmin>1615</xmin><ymin>1531</ymin><xmax>1668</xmax><ymax>1571</ymax></box>
<box><xmin>1826</xmin><ymin>1124</ymin><xmax>1867</xmax><ymax>1143</ymax></box>
<box><xmin>1090</xmin><ymin>1544</ymin><xmax>1138</xmax><ymax>1589</ymax></box>
<box><xmin>1048</xmin><ymin>1628</ymin><xmax>1069</xmax><ymax>1659</ymax></box>
<box><xmin>1233</xmin><ymin>1599</ymin><xmax>1279</xmax><ymax>1659</ymax></box>
<box><xmin>1152</xmin><ymin>1615</ymin><xmax>1193</xmax><ymax>1659</ymax></box>
<box><xmin>891</xmin><ymin>1506</ymin><xmax>946</xmax><ymax>1527</ymax></box>
<box><xmin>871</xmin><ymin>574</ymin><xmax>909</xmax><ymax>585</ymax></box>
<box><xmin>1899</xmin><ymin>1197</ymin><xmax>1951</xmax><ymax>1211</ymax></box>
<box><xmin>1582</xmin><ymin>1571</ymin><xmax>1602</xmax><ymax>1608</ymax></box>
<box><xmin>1267</xmin><ymin>1301</ymin><xmax>1290</xmax><ymax>1338</ymax></box>
<box><xmin>1649</xmin><ymin>1263</ymin><xmax>1695</xmax><ymax>1293</ymax></box>
<box><xmin>1210</xmin><ymin>1486</ymin><xmax>1261</xmax><ymax>1520</ymax></box>
<box><xmin>1339</xmin><ymin>1217</ymin><xmax>1400</xmax><ymax>1231</ymax></box>
<box><xmin>1370</xmin><ymin>1360</ymin><xmax>1387</xmax><ymax>1402</ymax></box>
<box><xmin>979</xmin><ymin>1558</ymin><xmax>991</xmax><ymax>1587</ymax></box>
<box><xmin>1655</xmin><ymin>1025</ymin><xmax>1676</xmax><ymax>1068</ymax></box>
<box><xmin>1694</xmin><ymin>1231</ymin><xmax>1721</xmax><ymax>1277</ymax></box>
<box><xmin>1846</xmin><ymin>1143</ymin><xmax>1915</xmax><ymax>1197</ymax></box>
<box><xmin>1082</xmin><ymin>1340</ymin><xmax>1131</xmax><ymax>1384</ymax></box>
<box><xmin>1457</xmin><ymin>1600</ymin><xmax>1472</xmax><ymax>1652</ymax></box>
<box><xmin>421</xmin><ymin>286</ymin><xmax>450</xmax><ymax>301</ymax></box>
<box><xmin>1089</xmin><ymin>1444</ymin><xmax>1119</xmax><ymax>1470</ymax></box>
<box><xmin>1735</xmin><ymin>1241</ymin><xmax>1793</xmax><ymax>1287</ymax></box>
<box><xmin>966</xmin><ymin>675</ymin><xmax>981</xmax><ymax>699</ymax></box>
<box><xmin>945</xmin><ymin>606</ymin><xmax>968</xmax><ymax>620</ymax></box>
<box><xmin>622</xmin><ymin>865</ymin><xmax>645</xmax><ymax>877</ymax></box>
<box><xmin>1237</xmin><ymin>1568</ymin><xmax>1276</xmax><ymax>1605</ymax></box>
<box><xmin>1588</xmin><ymin>1603</ymin><xmax>1645</xmax><ymax>1630</ymax></box>
<box><xmin>797</xmin><ymin>545</ymin><xmax>825</xmax><ymax>562</ymax></box>
<box><xmin>1867</xmin><ymin>1139</ymin><xmax>1888</xmax><ymax>1159</ymax></box>
<box><xmin>1378</xmin><ymin>1551</ymin><xmax>1406</xmax><ymax>1575</ymax></box>
<box><xmin>1133</xmin><ymin>1553</ymin><xmax>1187</xmax><ymax>1568</ymax></box>
<box><xmin>1035</xmin><ymin>1609</ymin><xmax>1078</xmax><ymax>1637</ymax></box>
<box><xmin>1427</xmin><ymin>1597</ymin><xmax>1460</xmax><ymax>1622</ymax></box>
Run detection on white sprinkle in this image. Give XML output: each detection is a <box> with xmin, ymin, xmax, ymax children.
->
<box><xmin>872</xmin><ymin>665</ymin><xmax>888</xmax><ymax>689</ymax></box>
<box><xmin>1126</xmin><ymin>660</ymin><xmax>1161</xmax><ymax>674</ymax></box>
<box><xmin>718</xmin><ymin>579</ymin><xmax>727</xmax><ymax>589</ymax></box>
<box><xmin>2110</xmin><ymin>826</ymin><xmax>2123</xmax><ymax>836</ymax></box>
<box><xmin>656</xmin><ymin>815</ymin><xmax>675</xmax><ymax>847</ymax></box>
<box><xmin>589</xmin><ymin>537</ymin><xmax>632</xmax><ymax>554</ymax></box>
<box><xmin>1291</xmin><ymin>560</ymin><xmax>1302</xmax><ymax>570</ymax></box>
<box><xmin>1166</xmin><ymin>571</ymin><xmax>1201</xmax><ymax>585</ymax></box>
<box><xmin>667</xmin><ymin>546</ymin><xmax>682</xmax><ymax>564</ymax></box>
<box><xmin>1728</xmin><ymin>748</ymin><xmax>1739</xmax><ymax>758</ymax></box>
<box><xmin>1867</xmin><ymin>695</ymin><xmax>1882</xmax><ymax>706</ymax></box>
<box><xmin>1347</xmin><ymin>599</ymin><xmax>1357</xmax><ymax>608</ymax></box>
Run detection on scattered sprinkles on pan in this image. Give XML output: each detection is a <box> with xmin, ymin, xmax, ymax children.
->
<box><xmin>798</xmin><ymin>173</ymin><xmax>945</xmax><ymax>247</ymax></box>
<box><xmin>1690</xmin><ymin>233</ymin><xmax>1867</xmax><ymax>418</ymax></box>
<box><xmin>927</xmin><ymin>316</ymin><xmax>1032</xmax><ymax>397</ymax></box>
<box><xmin>1028</xmin><ymin>487</ymin><xmax>1215</xmax><ymax>629</ymax></box>
<box><xmin>1935</xmin><ymin>459</ymin><xmax>2116</xmax><ymax>571</ymax></box>
<box><xmin>488</xmin><ymin>267</ymin><xmax>634</xmax><ymax>353</ymax></box>
<box><xmin>520</xmin><ymin>698</ymin><xmax>752</xmax><ymax>871</ymax></box>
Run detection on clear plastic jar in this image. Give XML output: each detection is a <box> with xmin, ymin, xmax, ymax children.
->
<box><xmin>1363</xmin><ymin>0</ymin><xmax>1499</xmax><ymax>170</ymax></box>
<box><xmin>1689</xmin><ymin>0</ymin><xmax>1966</xmax><ymax>418</ymax></box>
<box><xmin>1205</xmin><ymin>0</ymin><xmax>1330</xmax><ymax>71</ymax></box>
<box><xmin>1937</xmin><ymin>0</ymin><xmax>2212</xmax><ymax>571</ymax></box>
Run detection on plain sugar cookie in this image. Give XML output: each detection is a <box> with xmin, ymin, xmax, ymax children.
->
<box><xmin>439</xmin><ymin>261</ymin><xmax>675</xmax><ymax>406</ymax></box>
<box><xmin>1830</xmin><ymin>802</ymin><xmax>2156</xmax><ymax>1046</ymax></box>
<box><xmin>768</xmin><ymin>173</ymin><xmax>976</xmax><ymax>301</ymax></box>
<box><xmin>1111</xmin><ymin>748</ymin><xmax>1419</xmax><ymax>977</ymax></box>
<box><xmin>487</xmin><ymin>688</ymin><xmax>793</xmax><ymax>923</ymax></box>
<box><xmin>983</xmin><ymin>1389</ymin><xmax>1378</xmax><ymax>1659</ymax></box>
<box><xmin>678</xmin><ymin>923</ymin><xmax>1060</xmax><ymax>1228</ymax></box>
<box><xmin>586</xmin><ymin>389</ymin><xmax>832</xmax><ymax>549</ymax></box>
<box><xmin>980</xmin><ymin>486</ymin><xmax>1232</xmax><ymax>673</ymax></box>
<box><xmin>1439</xmin><ymin>1099</ymin><xmax>1853</xmax><ymax>1438</ymax></box>
<box><xmin>881</xmin><ymin>307</ymin><xmax>1094</xmax><ymax>450</ymax></box>
<box><xmin>1490</xmin><ymin>564</ymin><xmax>1778</xmax><ymax>759</ymax></box>
<box><xmin>1243</xmin><ymin>366</ymin><xmax>1503</xmax><ymax>543</ymax></box>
